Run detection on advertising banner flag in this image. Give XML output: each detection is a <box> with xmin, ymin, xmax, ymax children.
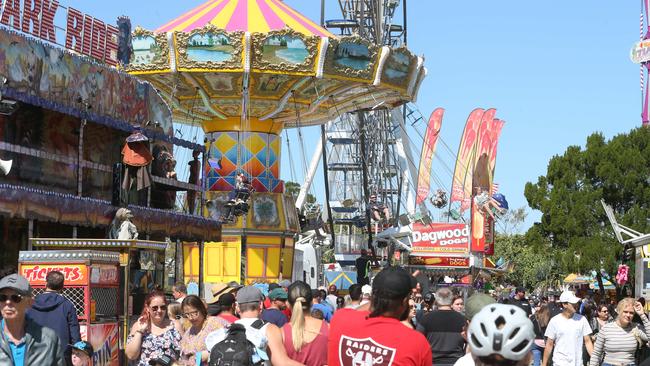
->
<box><xmin>475</xmin><ymin>110</ymin><xmax>499</xmax><ymax>168</ymax></box>
<box><xmin>488</xmin><ymin>118</ymin><xmax>505</xmax><ymax>181</ymax></box>
<box><xmin>416</xmin><ymin>108</ymin><xmax>444</xmax><ymax>205</ymax></box>
<box><xmin>468</xmin><ymin>112</ymin><xmax>502</xmax><ymax>254</ymax></box>
<box><xmin>410</xmin><ymin>222</ymin><xmax>470</xmax><ymax>254</ymax></box>
<box><xmin>451</xmin><ymin>108</ymin><xmax>485</xmax><ymax>210</ymax></box>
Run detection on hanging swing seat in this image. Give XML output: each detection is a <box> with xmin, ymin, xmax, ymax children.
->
<box><xmin>333</xmin><ymin>216</ymin><xmax>366</xmax><ymax>228</ymax></box>
<box><xmin>332</xmin><ymin>206</ymin><xmax>360</xmax><ymax>214</ymax></box>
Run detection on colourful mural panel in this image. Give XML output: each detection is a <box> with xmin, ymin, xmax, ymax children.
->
<box><xmin>0</xmin><ymin>29</ymin><xmax>174</xmax><ymax>136</ymax></box>
<box><xmin>206</xmin><ymin>131</ymin><xmax>282</xmax><ymax>193</ymax></box>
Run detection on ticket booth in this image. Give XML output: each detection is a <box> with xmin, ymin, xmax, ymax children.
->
<box><xmin>27</xmin><ymin>238</ymin><xmax>170</xmax><ymax>364</ymax></box>
<box><xmin>19</xmin><ymin>250</ymin><xmax>121</xmax><ymax>365</ymax></box>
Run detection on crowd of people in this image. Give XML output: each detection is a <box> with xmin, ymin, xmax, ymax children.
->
<box><xmin>2</xmin><ymin>268</ymin><xmax>650</xmax><ymax>366</ymax></box>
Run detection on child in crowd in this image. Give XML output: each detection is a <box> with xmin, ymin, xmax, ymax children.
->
<box><xmin>70</xmin><ymin>341</ymin><xmax>93</xmax><ymax>366</ymax></box>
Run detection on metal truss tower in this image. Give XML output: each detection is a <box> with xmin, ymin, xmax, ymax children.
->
<box><xmin>322</xmin><ymin>0</ymin><xmax>413</xmax><ymax>265</ymax></box>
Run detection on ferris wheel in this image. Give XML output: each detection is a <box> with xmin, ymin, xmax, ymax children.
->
<box><xmin>321</xmin><ymin>0</ymin><xmax>420</xmax><ymax>265</ymax></box>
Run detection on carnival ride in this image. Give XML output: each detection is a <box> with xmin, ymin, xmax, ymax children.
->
<box><xmin>124</xmin><ymin>0</ymin><xmax>425</xmax><ymax>285</ymax></box>
<box><xmin>316</xmin><ymin>1</ymin><xmax>512</xmax><ymax>289</ymax></box>
<box><xmin>631</xmin><ymin>0</ymin><xmax>650</xmax><ymax>126</ymax></box>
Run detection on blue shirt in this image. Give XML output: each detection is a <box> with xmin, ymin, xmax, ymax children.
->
<box><xmin>8</xmin><ymin>341</ymin><xmax>26</xmax><ymax>366</ymax></box>
<box><xmin>312</xmin><ymin>303</ymin><xmax>333</xmax><ymax>322</ymax></box>
<box><xmin>261</xmin><ymin>308</ymin><xmax>288</xmax><ymax>328</ymax></box>
<box><xmin>2</xmin><ymin>320</ymin><xmax>25</xmax><ymax>366</ymax></box>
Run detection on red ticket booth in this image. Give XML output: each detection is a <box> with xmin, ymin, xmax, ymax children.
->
<box><xmin>18</xmin><ymin>250</ymin><xmax>121</xmax><ymax>366</ymax></box>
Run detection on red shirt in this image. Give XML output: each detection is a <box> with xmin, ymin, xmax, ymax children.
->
<box><xmin>217</xmin><ymin>314</ymin><xmax>239</xmax><ymax>324</ymax></box>
<box><xmin>263</xmin><ymin>297</ymin><xmax>292</xmax><ymax>319</ymax></box>
<box><xmin>328</xmin><ymin>308</ymin><xmax>432</xmax><ymax>366</ymax></box>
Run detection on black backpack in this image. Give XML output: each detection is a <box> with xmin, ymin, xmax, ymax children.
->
<box><xmin>208</xmin><ymin>320</ymin><xmax>266</xmax><ymax>366</ymax></box>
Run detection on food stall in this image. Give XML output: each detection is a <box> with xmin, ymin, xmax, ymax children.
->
<box><xmin>26</xmin><ymin>238</ymin><xmax>170</xmax><ymax>364</ymax></box>
<box><xmin>19</xmin><ymin>250</ymin><xmax>121</xmax><ymax>365</ymax></box>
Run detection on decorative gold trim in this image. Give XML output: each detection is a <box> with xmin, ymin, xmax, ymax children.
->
<box><xmin>124</xmin><ymin>27</ymin><xmax>170</xmax><ymax>73</ymax></box>
<box><xmin>323</xmin><ymin>36</ymin><xmax>379</xmax><ymax>81</ymax></box>
<box><xmin>202</xmin><ymin>117</ymin><xmax>283</xmax><ymax>134</ymax></box>
<box><xmin>175</xmin><ymin>25</ymin><xmax>244</xmax><ymax>70</ymax></box>
<box><xmin>380</xmin><ymin>46</ymin><xmax>418</xmax><ymax>90</ymax></box>
<box><xmin>250</xmin><ymin>28</ymin><xmax>319</xmax><ymax>74</ymax></box>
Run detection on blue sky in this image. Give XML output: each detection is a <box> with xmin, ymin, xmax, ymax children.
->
<box><xmin>68</xmin><ymin>1</ymin><xmax>643</xmax><ymax>230</ymax></box>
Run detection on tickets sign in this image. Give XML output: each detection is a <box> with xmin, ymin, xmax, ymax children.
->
<box><xmin>410</xmin><ymin>223</ymin><xmax>470</xmax><ymax>254</ymax></box>
<box><xmin>20</xmin><ymin>264</ymin><xmax>88</xmax><ymax>286</ymax></box>
<box><xmin>408</xmin><ymin>256</ymin><xmax>470</xmax><ymax>268</ymax></box>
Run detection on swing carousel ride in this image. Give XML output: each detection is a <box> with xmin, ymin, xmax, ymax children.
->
<box><xmin>124</xmin><ymin>0</ymin><xmax>426</xmax><ymax>283</ymax></box>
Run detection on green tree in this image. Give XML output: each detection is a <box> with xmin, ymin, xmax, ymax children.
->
<box><xmin>493</xmin><ymin>233</ymin><xmax>562</xmax><ymax>291</ymax></box>
<box><xmin>524</xmin><ymin>128</ymin><xmax>650</xmax><ymax>295</ymax></box>
<box><xmin>285</xmin><ymin>181</ymin><xmax>316</xmax><ymax>204</ymax></box>
<box><xmin>493</xmin><ymin>207</ymin><xmax>562</xmax><ymax>290</ymax></box>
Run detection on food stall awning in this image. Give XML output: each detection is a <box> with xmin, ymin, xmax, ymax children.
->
<box><xmin>589</xmin><ymin>278</ymin><xmax>615</xmax><ymax>290</ymax></box>
<box><xmin>563</xmin><ymin>273</ymin><xmax>591</xmax><ymax>285</ymax></box>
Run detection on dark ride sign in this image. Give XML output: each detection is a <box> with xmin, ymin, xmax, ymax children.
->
<box><xmin>0</xmin><ymin>0</ymin><xmax>119</xmax><ymax>66</ymax></box>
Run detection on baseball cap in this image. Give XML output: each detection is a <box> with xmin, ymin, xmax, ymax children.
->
<box><xmin>465</xmin><ymin>293</ymin><xmax>497</xmax><ymax>320</ymax></box>
<box><xmin>361</xmin><ymin>285</ymin><xmax>372</xmax><ymax>296</ymax></box>
<box><xmin>371</xmin><ymin>267</ymin><xmax>415</xmax><ymax>299</ymax></box>
<box><xmin>217</xmin><ymin>292</ymin><xmax>236</xmax><ymax>307</ymax></box>
<box><xmin>559</xmin><ymin>290</ymin><xmax>581</xmax><ymax>304</ymax></box>
<box><xmin>149</xmin><ymin>354</ymin><xmax>173</xmax><ymax>366</ymax></box>
<box><xmin>268</xmin><ymin>288</ymin><xmax>288</xmax><ymax>301</ymax></box>
<box><xmin>0</xmin><ymin>274</ymin><xmax>33</xmax><ymax>296</ymax></box>
<box><xmin>268</xmin><ymin>283</ymin><xmax>280</xmax><ymax>291</ymax></box>
<box><xmin>70</xmin><ymin>341</ymin><xmax>93</xmax><ymax>357</ymax></box>
<box><xmin>279</xmin><ymin>279</ymin><xmax>291</xmax><ymax>288</ymax></box>
<box><xmin>236</xmin><ymin>286</ymin><xmax>264</xmax><ymax>304</ymax></box>
<box><xmin>423</xmin><ymin>291</ymin><xmax>435</xmax><ymax>304</ymax></box>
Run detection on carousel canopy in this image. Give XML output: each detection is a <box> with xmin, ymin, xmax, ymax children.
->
<box><xmin>125</xmin><ymin>0</ymin><xmax>426</xmax><ymax>130</ymax></box>
<box><xmin>155</xmin><ymin>0</ymin><xmax>334</xmax><ymax>37</ymax></box>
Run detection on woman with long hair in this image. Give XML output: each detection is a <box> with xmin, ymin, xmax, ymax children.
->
<box><xmin>590</xmin><ymin>303</ymin><xmax>612</xmax><ymax>339</ymax></box>
<box><xmin>530</xmin><ymin>305</ymin><xmax>550</xmax><ymax>366</ymax></box>
<box><xmin>590</xmin><ymin>298</ymin><xmax>650</xmax><ymax>366</ymax></box>
<box><xmin>401</xmin><ymin>298</ymin><xmax>417</xmax><ymax>329</ymax></box>
<box><xmin>281</xmin><ymin>281</ymin><xmax>328</xmax><ymax>366</ymax></box>
<box><xmin>179</xmin><ymin>295</ymin><xmax>228</xmax><ymax>365</ymax></box>
<box><xmin>167</xmin><ymin>302</ymin><xmax>189</xmax><ymax>333</ymax></box>
<box><xmin>125</xmin><ymin>291</ymin><xmax>181</xmax><ymax>365</ymax></box>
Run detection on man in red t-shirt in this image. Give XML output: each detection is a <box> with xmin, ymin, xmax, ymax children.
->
<box><xmin>328</xmin><ymin>267</ymin><xmax>432</xmax><ymax>366</ymax></box>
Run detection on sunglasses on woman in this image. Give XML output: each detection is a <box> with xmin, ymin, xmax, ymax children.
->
<box><xmin>182</xmin><ymin>310</ymin><xmax>200</xmax><ymax>318</ymax></box>
<box><xmin>0</xmin><ymin>294</ymin><xmax>23</xmax><ymax>303</ymax></box>
<box><xmin>150</xmin><ymin>305</ymin><xmax>167</xmax><ymax>312</ymax></box>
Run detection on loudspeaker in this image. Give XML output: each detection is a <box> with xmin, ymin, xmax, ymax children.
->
<box><xmin>112</xmin><ymin>163</ymin><xmax>124</xmax><ymax>206</ymax></box>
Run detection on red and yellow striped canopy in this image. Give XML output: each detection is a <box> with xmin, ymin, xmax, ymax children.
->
<box><xmin>156</xmin><ymin>0</ymin><xmax>334</xmax><ymax>37</ymax></box>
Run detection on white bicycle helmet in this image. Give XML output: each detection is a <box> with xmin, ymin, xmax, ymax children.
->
<box><xmin>467</xmin><ymin>304</ymin><xmax>535</xmax><ymax>361</ymax></box>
